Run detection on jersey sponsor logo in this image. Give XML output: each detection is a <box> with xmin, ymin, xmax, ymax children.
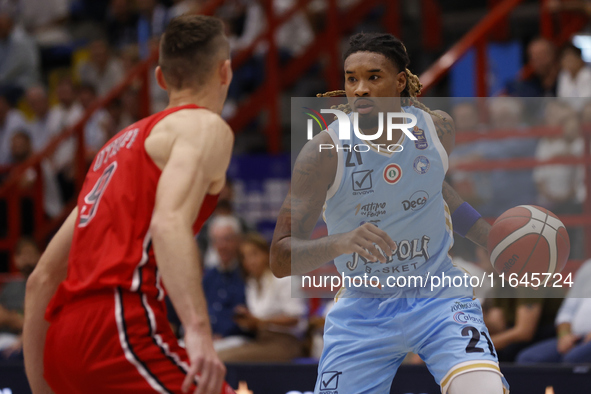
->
<box><xmin>355</xmin><ymin>202</ymin><xmax>386</xmax><ymax>217</ymax></box>
<box><xmin>345</xmin><ymin>236</ymin><xmax>430</xmax><ymax>271</ymax></box>
<box><xmin>413</xmin><ymin>155</ymin><xmax>430</xmax><ymax>174</ymax></box>
<box><xmin>383</xmin><ymin>164</ymin><xmax>402</xmax><ymax>185</ymax></box>
<box><xmin>319</xmin><ymin>371</ymin><xmax>342</xmax><ymax>393</ymax></box>
<box><xmin>453</xmin><ymin>311</ymin><xmax>484</xmax><ymax>325</ymax></box>
<box><xmin>451</xmin><ymin>301</ymin><xmax>480</xmax><ymax>312</ymax></box>
<box><xmin>351</xmin><ymin>170</ymin><xmax>374</xmax><ymax>195</ymax></box>
<box><xmin>411</xmin><ymin>126</ymin><xmax>428</xmax><ymax>149</ymax></box>
<box><xmin>402</xmin><ymin>190</ymin><xmax>428</xmax><ymax>211</ymax></box>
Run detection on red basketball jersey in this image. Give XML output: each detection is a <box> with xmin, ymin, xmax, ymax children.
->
<box><xmin>46</xmin><ymin>104</ymin><xmax>218</xmax><ymax>320</ymax></box>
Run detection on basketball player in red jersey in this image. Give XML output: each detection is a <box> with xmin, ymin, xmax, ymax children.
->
<box><xmin>22</xmin><ymin>15</ymin><xmax>235</xmax><ymax>394</ymax></box>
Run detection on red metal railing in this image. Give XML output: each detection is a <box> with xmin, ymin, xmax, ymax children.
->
<box><xmin>0</xmin><ymin>0</ymin><xmax>399</xmax><ymax>270</ymax></box>
<box><xmin>3</xmin><ymin>0</ymin><xmax>591</xmax><ymax>270</ymax></box>
<box><xmin>420</xmin><ymin>0</ymin><xmax>589</xmax><ymax>96</ymax></box>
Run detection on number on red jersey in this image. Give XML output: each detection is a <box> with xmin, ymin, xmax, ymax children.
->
<box><xmin>79</xmin><ymin>162</ymin><xmax>118</xmax><ymax>227</ymax></box>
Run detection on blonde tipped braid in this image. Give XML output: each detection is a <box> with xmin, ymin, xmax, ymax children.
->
<box><xmin>317</xmin><ymin>69</ymin><xmax>444</xmax><ymax>119</ymax></box>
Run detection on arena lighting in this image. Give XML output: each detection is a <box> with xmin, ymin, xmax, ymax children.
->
<box><xmin>573</xmin><ymin>34</ymin><xmax>591</xmax><ymax>62</ymax></box>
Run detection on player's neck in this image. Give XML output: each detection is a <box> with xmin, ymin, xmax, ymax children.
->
<box><xmin>167</xmin><ymin>88</ymin><xmax>222</xmax><ymax>114</ymax></box>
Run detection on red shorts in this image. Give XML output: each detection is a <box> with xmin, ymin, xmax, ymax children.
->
<box><xmin>44</xmin><ymin>288</ymin><xmax>235</xmax><ymax>394</ymax></box>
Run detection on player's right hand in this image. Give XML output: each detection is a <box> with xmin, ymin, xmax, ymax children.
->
<box><xmin>336</xmin><ymin>223</ymin><xmax>396</xmax><ymax>263</ymax></box>
<box><xmin>182</xmin><ymin>328</ymin><xmax>226</xmax><ymax>394</ymax></box>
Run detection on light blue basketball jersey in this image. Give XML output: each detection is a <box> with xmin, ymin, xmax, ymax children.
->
<box><xmin>316</xmin><ymin>106</ymin><xmax>510</xmax><ymax>394</ymax></box>
<box><xmin>323</xmin><ymin>105</ymin><xmax>454</xmax><ymax>294</ymax></box>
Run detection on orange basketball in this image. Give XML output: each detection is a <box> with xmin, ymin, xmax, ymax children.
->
<box><xmin>488</xmin><ymin>205</ymin><xmax>570</xmax><ymax>276</ymax></box>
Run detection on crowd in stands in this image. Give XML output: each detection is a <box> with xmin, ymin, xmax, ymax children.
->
<box><xmin>0</xmin><ymin>0</ymin><xmax>590</xmax><ymax>367</ymax></box>
<box><xmin>449</xmin><ymin>37</ymin><xmax>591</xmax><ymax>260</ymax></box>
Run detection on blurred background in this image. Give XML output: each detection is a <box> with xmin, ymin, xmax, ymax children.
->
<box><xmin>1</xmin><ymin>0</ymin><xmax>591</xmax><ymax>393</ymax></box>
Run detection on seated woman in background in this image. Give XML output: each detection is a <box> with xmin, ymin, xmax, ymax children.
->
<box><xmin>217</xmin><ymin>233</ymin><xmax>306</xmax><ymax>362</ymax></box>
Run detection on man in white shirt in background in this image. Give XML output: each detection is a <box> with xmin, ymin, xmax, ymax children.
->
<box><xmin>516</xmin><ymin>260</ymin><xmax>591</xmax><ymax>363</ymax></box>
<box><xmin>557</xmin><ymin>43</ymin><xmax>591</xmax><ymax>109</ymax></box>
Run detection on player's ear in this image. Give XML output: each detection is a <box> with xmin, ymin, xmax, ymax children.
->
<box><xmin>155</xmin><ymin>66</ymin><xmax>167</xmax><ymax>91</ymax></box>
<box><xmin>219</xmin><ymin>59</ymin><xmax>233</xmax><ymax>88</ymax></box>
<box><xmin>396</xmin><ymin>71</ymin><xmax>407</xmax><ymax>94</ymax></box>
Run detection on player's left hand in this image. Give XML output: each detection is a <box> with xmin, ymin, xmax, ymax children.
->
<box><xmin>182</xmin><ymin>328</ymin><xmax>226</xmax><ymax>394</ymax></box>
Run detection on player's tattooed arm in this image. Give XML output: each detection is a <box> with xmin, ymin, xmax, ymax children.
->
<box><xmin>442</xmin><ymin>180</ymin><xmax>491</xmax><ymax>249</ymax></box>
<box><xmin>271</xmin><ymin>132</ymin><xmax>340</xmax><ymax>277</ymax></box>
<box><xmin>431</xmin><ymin>110</ymin><xmax>455</xmax><ymax>156</ymax></box>
<box><xmin>271</xmin><ymin>133</ymin><xmax>395</xmax><ymax>277</ymax></box>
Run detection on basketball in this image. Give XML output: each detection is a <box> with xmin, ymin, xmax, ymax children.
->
<box><xmin>488</xmin><ymin>205</ymin><xmax>570</xmax><ymax>276</ymax></box>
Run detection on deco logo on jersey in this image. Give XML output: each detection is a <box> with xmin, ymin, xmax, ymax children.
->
<box><xmin>351</xmin><ymin>170</ymin><xmax>374</xmax><ymax>195</ymax></box>
<box><xmin>383</xmin><ymin>164</ymin><xmax>402</xmax><ymax>185</ymax></box>
<box><xmin>411</xmin><ymin>126</ymin><xmax>428</xmax><ymax>150</ymax></box>
<box><xmin>402</xmin><ymin>190</ymin><xmax>428</xmax><ymax>212</ymax></box>
<box><xmin>413</xmin><ymin>156</ymin><xmax>430</xmax><ymax>174</ymax></box>
<box><xmin>319</xmin><ymin>371</ymin><xmax>342</xmax><ymax>392</ymax></box>
<box><xmin>453</xmin><ymin>311</ymin><xmax>484</xmax><ymax>325</ymax></box>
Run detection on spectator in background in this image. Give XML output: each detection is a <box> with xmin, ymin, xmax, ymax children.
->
<box><xmin>0</xmin><ymin>11</ymin><xmax>40</xmax><ymax>94</ymax></box>
<box><xmin>506</xmin><ymin>38</ymin><xmax>558</xmax><ymax>97</ymax></box>
<box><xmin>535</xmin><ymin>101</ymin><xmax>584</xmax><ymax>259</ymax></box>
<box><xmin>547</xmin><ymin>0</ymin><xmax>591</xmax><ymax>15</ymax></box>
<box><xmin>274</xmin><ymin>0</ymin><xmax>314</xmax><ymax>57</ymax></box>
<box><xmin>77</xmin><ymin>83</ymin><xmax>111</xmax><ymax>159</ymax></box>
<box><xmin>217</xmin><ymin>0</ymin><xmax>265</xmax><ymax>117</ymax></box>
<box><xmin>9</xmin><ymin>130</ymin><xmax>31</xmax><ymax>165</ymax></box>
<box><xmin>0</xmin><ymin>237</ymin><xmax>40</xmax><ymax>357</ymax></box>
<box><xmin>168</xmin><ymin>0</ymin><xmax>201</xmax><ymax>20</ymax></box>
<box><xmin>77</xmin><ymin>39</ymin><xmax>125</xmax><ymax>97</ymax></box>
<box><xmin>25</xmin><ymin>85</ymin><xmax>53</xmax><ymax>152</ymax></box>
<box><xmin>200</xmin><ymin>178</ymin><xmax>251</xmax><ymax>268</ymax></box>
<box><xmin>557</xmin><ymin>43</ymin><xmax>591</xmax><ymax>110</ymax></box>
<box><xmin>485</xmin><ymin>286</ymin><xmax>563</xmax><ymax>362</ymax></box>
<box><xmin>17</xmin><ymin>0</ymin><xmax>71</xmax><ymax>48</ymax></box>
<box><xmin>105</xmin><ymin>0</ymin><xmax>139</xmax><ymax>50</ymax></box>
<box><xmin>535</xmin><ymin>101</ymin><xmax>584</xmax><ymax>211</ymax></box>
<box><xmin>49</xmin><ymin>76</ymin><xmax>84</xmax><ymax>201</ymax></box>
<box><xmin>218</xmin><ymin>0</ymin><xmax>264</xmax><ymax>53</ymax></box>
<box><xmin>477</xmin><ymin>98</ymin><xmax>538</xmax><ymax>216</ymax></box>
<box><xmin>516</xmin><ymin>260</ymin><xmax>591</xmax><ymax>364</ymax></box>
<box><xmin>0</xmin><ymin>90</ymin><xmax>28</xmax><ymax>165</ymax></box>
<box><xmin>9</xmin><ymin>130</ymin><xmax>63</xmax><ymax>218</ymax></box>
<box><xmin>217</xmin><ymin>233</ymin><xmax>305</xmax><ymax>362</ymax></box>
<box><xmin>136</xmin><ymin>0</ymin><xmax>169</xmax><ymax>58</ymax></box>
<box><xmin>203</xmin><ymin>215</ymin><xmax>250</xmax><ymax>348</ymax></box>
<box><xmin>105</xmin><ymin>96</ymin><xmax>135</xmax><ymax>139</ymax></box>
<box><xmin>448</xmin><ymin>101</ymin><xmax>491</xmax><ymax>210</ymax></box>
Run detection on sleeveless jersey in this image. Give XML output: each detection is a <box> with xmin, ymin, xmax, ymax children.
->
<box><xmin>46</xmin><ymin>104</ymin><xmax>218</xmax><ymax>319</ymax></box>
<box><xmin>323</xmin><ymin>105</ymin><xmax>454</xmax><ymax>294</ymax></box>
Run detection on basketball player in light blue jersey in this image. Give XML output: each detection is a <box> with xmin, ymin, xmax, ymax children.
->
<box><xmin>271</xmin><ymin>33</ymin><xmax>509</xmax><ymax>394</ymax></box>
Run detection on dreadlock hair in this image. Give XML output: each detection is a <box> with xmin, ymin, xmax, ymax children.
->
<box><xmin>317</xmin><ymin>32</ymin><xmax>443</xmax><ymax>119</ymax></box>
